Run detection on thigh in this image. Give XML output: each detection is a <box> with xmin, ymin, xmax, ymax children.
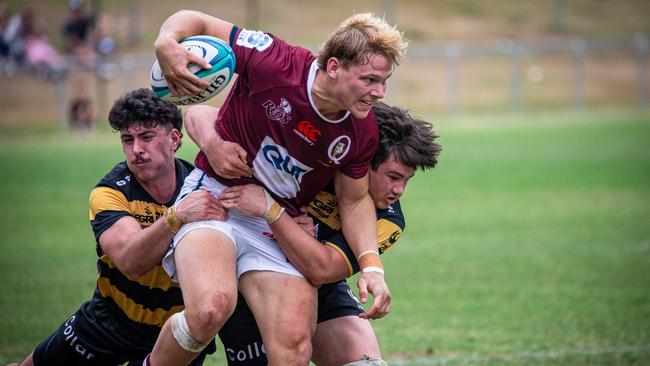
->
<box><xmin>311</xmin><ymin>316</ymin><xmax>380</xmax><ymax>366</ymax></box>
<box><xmin>317</xmin><ymin>281</ymin><xmax>363</xmax><ymax>323</ymax></box>
<box><xmin>239</xmin><ymin>271</ymin><xmax>317</xmax><ymax>347</ymax></box>
<box><xmin>232</xmin><ymin>212</ymin><xmax>305</xmax><ymax>279</ymax></box>
<box><xmin>174</xmin><ymin>228</ymin><xmax>238</xmax><ymax>310</ymax></box>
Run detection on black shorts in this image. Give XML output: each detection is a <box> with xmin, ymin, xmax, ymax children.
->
<box><xmin>32</xmin><ymin>290</ymin><xmax>216</xmax><ymax>366</ymax></box>
<box><xmin>218</xmin><ymin>280</ymin><xmax>363</xmax><ymax>366</ymax></box>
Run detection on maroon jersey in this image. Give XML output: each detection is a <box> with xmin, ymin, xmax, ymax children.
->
<box><xmin>195</xmin><ymin>27</ymin><xmax>378</xmax><ymax>216</ymax></box>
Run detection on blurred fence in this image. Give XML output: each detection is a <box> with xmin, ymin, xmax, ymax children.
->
<box><xmin>1</xmin><ymin>33</ymin><xmax>647</xmax><ymax>128</ymax></box>
<box><xmin>407</xmin><ymin>33</ymin><xmax>649</xmax><ymax>112</ymax></box>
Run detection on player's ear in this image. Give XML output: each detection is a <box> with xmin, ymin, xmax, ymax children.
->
<box><xmin>170</xmin><ymin>128</ymin><xmax>181</xmax><ymax>150</ymax></box>
<box><xmin>326</xmin><ymin>57</ymin><xmax>341</xmax><ymax>79</ymax></box>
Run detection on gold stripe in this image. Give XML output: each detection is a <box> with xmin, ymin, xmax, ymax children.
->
<box><xmin>377</xmin><ymin>218</ymin><xmax>403</xmax><ymax>254</ymax></box>
<box><xmin>90</xmin><ymin>186</ymin><xmax>169</xmax><ymax>230</ymax></box>
<box><xmin>325</xmin><ymin>241</ymin><xmax>354</xmax><ymax>277</ymax></box>
<box><xmin>100</xmin><ymin>256</ymin><xmax>180</xmax><ymax>291</ymax></box>
<box><xmin>308</xmin><ymin>191</ymin><xmax>341</xmax><ymax>230</ymax></box>
<box><xmin>89</xmin><ymin>187</ymin><xmax>129</xmax><ymax>220</ymax></box>
<box><xmin>97</xmin><ymin>277</ymin><xmax>184</xmax><ymax>326</ymax></box>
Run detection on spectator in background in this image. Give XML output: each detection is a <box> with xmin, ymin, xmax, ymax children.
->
<box><xmin>69</xmin><ymin>81</ymin><xmax>94</xmax><ymax>135</ymax></box>
<box><xmin>94</xmin><ymin>12</ymin><xmax>116</xmax><ymax>57</ymax></box>
<box><xmin>0</xmin><ymin>3</ymin><xmax>9</xmax><ymax>59</ymax></box>
<box><xmin>3</xmin><ymin>4</ymin><xmax>66</xmax><ymax>80</ymax></box>
<box><xmin>62</xmin><ymin>0</ymin><xmax>96</xmax><ymax>68</ymax></box>
<box><xmin>0</xmin><ymin>3</ymin><xmax>12</xmax><ymax>75</ymax></box>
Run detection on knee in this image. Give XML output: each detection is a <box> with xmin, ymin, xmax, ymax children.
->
<box><xmin>186</xmin><ymin>291</ymin><xmax>236</xmax><ymax>342</ymax></box>
<box><xmin>269</xmin><ymin>329</ymin><xmax>312</xmax><ymax>365</ymax></box>
<box><xmin>293</xmin><ymin>338</ymin><xmax>312</xmax><ymax>365</ymax></box>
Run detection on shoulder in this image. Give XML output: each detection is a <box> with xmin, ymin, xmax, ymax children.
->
<box><xmin>377</xmin><ymin>200</ymin><xmax>405</xmax><ymax>254</ymax></box>
<box><xmin>175</xmin><ymin>158</ymin><xmax>194</xmax><ymax>180</ymax></box>
<box><xmin>231</xmin><ymin>27</ymin><xmax>314</xmax><ymax>80</ymax></box>
<box><xmin>96</xmin><ymin>161</ymin><xmax>133</xmax><ymax>193</ymax></box>
<box><xmin>93</xmin><ymin>161</ymin><xmax>149</xmax><ymax>204</ymax></box>
<box><xmin>354</xmin><ymin>111</ymin><xmax>380</xmax><ymax>140</ymax></box>
<box><xmin>378</xmin><ymin>199</ymin><xmax>405</xmax><ymax>228</ymax></box>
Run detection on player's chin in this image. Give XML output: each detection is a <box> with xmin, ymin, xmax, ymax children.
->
<box><xmin>374</xmin><ymin>200</ymin><xmax>390</xmax><ymax>210</ymax></box>
<box><xmin>350</xmin><ymin>101</ymin><xmax>373</xmax><ymax>118</ymax></box>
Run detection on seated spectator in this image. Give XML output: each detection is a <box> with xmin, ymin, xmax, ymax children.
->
<box><xmin>4</xmin><ymin>4</ymin><xmax>66</xmax><ymax>79</ymax></box>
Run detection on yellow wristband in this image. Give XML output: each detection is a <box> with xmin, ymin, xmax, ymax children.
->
<box><xmin>164</xmin><ymin>205</ymin><xmax>183</xmax><ymax>233</ymax></box>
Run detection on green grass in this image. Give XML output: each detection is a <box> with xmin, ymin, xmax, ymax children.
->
<box><xmin>1</xmin><ymin>109</ymin><xmax>649</xmax><ymax>365</ymax></box>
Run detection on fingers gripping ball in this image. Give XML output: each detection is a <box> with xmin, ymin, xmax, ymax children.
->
<box><xmin>151</xmin><ymin>35</ymin><xmax>236</xmax><ymax>105</ymax></box>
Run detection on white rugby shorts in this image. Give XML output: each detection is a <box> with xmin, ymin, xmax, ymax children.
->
<box><xmin>162</xmin><ymin>168</ymin><xmax>304</xmax><ymax>281</ymax></box>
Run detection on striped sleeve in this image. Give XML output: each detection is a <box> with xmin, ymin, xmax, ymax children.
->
<box><xmin>89</xmin><ymin>186</ymin><xmax>131</xmax><ymax>242</ymax></box>
<box><xmin>321</xmin><ymin>216</ymin><xmax>404</xmax><ymax>276</ymax></box>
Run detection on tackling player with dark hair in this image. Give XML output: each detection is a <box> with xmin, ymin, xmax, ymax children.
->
<box><xmin>9</xmin><ymin>89</ymin><xmax>225</xmax><ymax>366</ymax></box>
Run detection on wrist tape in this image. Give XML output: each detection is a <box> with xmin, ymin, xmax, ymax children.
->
<box><xmin>164</xmin><ymin>205</ymin><xmax>183</xmax><ymax>233</ymax></box>
<box><xmin>263</xmin><ymin>189</ymin><xmax>285</xmax><ymax>224</ymax></box>
<box><xmin>358</xmin><ymin>250</ymin><xmax>384</xmax><ymax>275</ymax></box>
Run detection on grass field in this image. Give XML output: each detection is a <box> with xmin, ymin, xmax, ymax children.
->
<box><xmin>1</xmin><ymin>108</ymin><xmax>649</xmax><ymax>365</ymax></box>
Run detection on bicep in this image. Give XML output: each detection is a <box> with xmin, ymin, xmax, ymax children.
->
<box><xmin>173</xmin><ymin>10</ymin><xmax>234</xmax><ymax>43</ymax></box>
<box><xmin>201</xmin><ymin>14</ymin><xmax>235</xmax><ymax>43</ymax></box>
<box><xmin>98</xmin><ymin>216</ymin><xmax>142</xmax><ymax>259</ymax></box>
<box><xmin>184</xmin><ymin>105</ymin><xmax>220</xmax><ymax>147</ymax></box>
<box><xmin>334</xmin><ymin>170</ymin><xmax>369</xmax><ymax>206</ymax></box>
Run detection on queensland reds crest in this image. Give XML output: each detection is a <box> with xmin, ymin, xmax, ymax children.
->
<box><xmin>327</xmin><ymin>135</ymin><xmax>351</xmax><ymax>165</ymax></box>
<box><xmin>263</xmin><ymin>98</ymin><xmax>292</xmax><ymax>124</ymax></box>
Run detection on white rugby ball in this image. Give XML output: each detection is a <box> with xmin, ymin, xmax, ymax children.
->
<box><xmin>151</xmin><ymin>35</ymin><xmax>236</xmax><ymax>105</ymax></box>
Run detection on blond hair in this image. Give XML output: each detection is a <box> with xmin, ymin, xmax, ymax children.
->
<box><xmin>317</xmin><ymin>13</ymin><xmax>408</xmax><ymax>70</ymax></box>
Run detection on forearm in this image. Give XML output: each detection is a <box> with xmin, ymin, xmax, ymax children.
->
<box><xmin>340</xmin><ymin>193</ymin><xmax>378</xmax><ymax>259</ymax></box>
<box><xmin>184</xmin><ymin>105</ymin><xmax>221</xmax><ymax>151</ymax></box>
<box><xmin>155</xmin><ymin>10</ymin><xmax>233</xmax><ymax>45</ymax></box>
<box><xmin>106</xmin><ymin>219</ymin><xmax>177</xmax><ymax>278</ymax></box>
<box><xmin>270</xmin><ymin>214</ymin><xmax>346</xmax><ymax>285</ymax></box>
<box><xmin>156</xmin><ymin>10</ymin><xmax>212</xmax><ymax>44</ymax></box>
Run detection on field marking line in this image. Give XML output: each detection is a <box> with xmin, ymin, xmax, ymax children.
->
<box><xmin>388</xmin><ymin>343</ymin><xmax>650</xmax><ymax>365</ymax></box>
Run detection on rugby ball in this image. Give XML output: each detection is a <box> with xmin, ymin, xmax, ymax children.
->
<box><xmin>151</xmin><ymin>35</ymin><xmax>236</xmax><ymax>105</ymax></box>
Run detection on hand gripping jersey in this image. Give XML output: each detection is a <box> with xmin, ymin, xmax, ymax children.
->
<box><xmin>89</xmin><ymin>159</ymin><xmax>192</xmax><ymax>326</ymax></box>
<box><xmin>194</xmin><ymin>27</ymin><xmax>379</xmax><ymax>217</ymax></box>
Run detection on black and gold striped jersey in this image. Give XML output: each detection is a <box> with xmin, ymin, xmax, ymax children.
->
<box><xmin>89</xmin><ymin>159</ymin><xmax>193</xmax><ymax>327</ymax></box>
<box><xmin>307</xmin><ymin>184</ymin><xmax>405</xmax><ymax>277</ymax></box>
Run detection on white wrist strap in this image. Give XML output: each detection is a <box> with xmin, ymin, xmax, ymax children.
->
<box><xmin>361</xmin><ymin>266</ymin><xmax>385</xmax><ymax>275</ymax></box>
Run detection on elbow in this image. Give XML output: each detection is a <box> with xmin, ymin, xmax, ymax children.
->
<box><xmin>303</xmin><ymin>273</ymin><xmax>327</xmax><ymax>287</ymax></box>
<box><xmin>302</xmin><ymin>267</ymin><xmax>332</xmax><ymax>287</ymax></box>
<box><xmin>119</xmin><ymin>261</ymin><xmax>147</xmax><ymax>280</ymax></box>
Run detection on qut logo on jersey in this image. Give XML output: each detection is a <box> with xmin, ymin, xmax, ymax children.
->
<box><xmin>253</xmin><ymin>136</ymin><xmax>313</xmax><ymax>198</ymax></box>
<box><xmin>263</xmin><ymin>145</ymin><xmax>308</xmax><ymax>179</ymax></box>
